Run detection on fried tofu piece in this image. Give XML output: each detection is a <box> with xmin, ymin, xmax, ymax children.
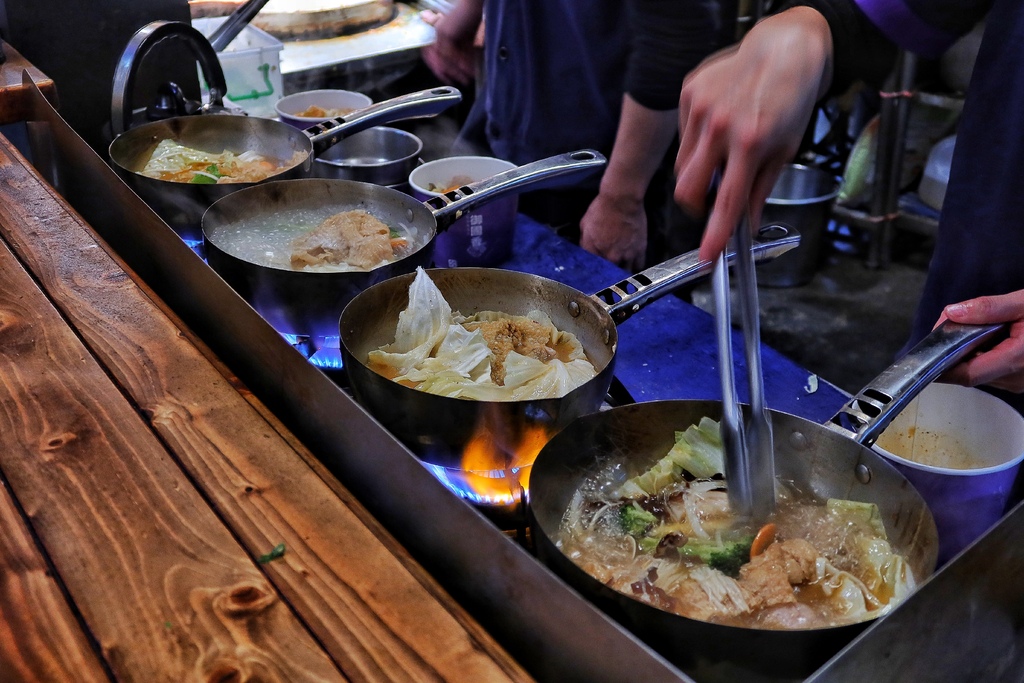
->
<box><xmin>290</xmin><ymin>209</ymin><xmax>393</xmax><ymax>270</ymax></box>
<box><xmin>463</xmin><ymin>317</ymin><xmax>557</xmax><ymax>385</ymax></box>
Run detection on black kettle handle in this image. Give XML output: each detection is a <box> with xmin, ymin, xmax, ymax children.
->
<box><xmin>111</xmin><ymin>20</ymin><xmax>228</xmax><ymax>136</ymax></box>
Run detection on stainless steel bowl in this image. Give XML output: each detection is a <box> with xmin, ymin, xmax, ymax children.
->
<box><xmin>313</xmin><ymin>126</ymin><xmax>423</xmax><ymax>188</ymax></box>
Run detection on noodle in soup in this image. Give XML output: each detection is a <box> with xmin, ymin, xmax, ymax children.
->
<box><xmin>558</xmin><ymin>417</ymin><xmax>917</xmax><ymax>630</ymax></box>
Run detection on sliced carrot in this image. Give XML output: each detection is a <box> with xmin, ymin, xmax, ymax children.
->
<box><xmin>390</xmin><ymin>237</ymin><xmax>408</xmax><ymax>250</ymax></box>
<box><xmin>750</xmin><ymin>522</ymin><xmax>777</xmax><ymax>558</ymax></box>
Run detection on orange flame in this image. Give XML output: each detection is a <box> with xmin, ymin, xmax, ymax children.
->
<box><xmin>459</xmin><ymin>419</ymin><xmax>553</xmax><ymax>505</ymax></box>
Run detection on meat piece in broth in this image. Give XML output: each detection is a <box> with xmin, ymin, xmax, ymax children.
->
<box><xmin>290</xmin><ymin>209</ymin><xmax>393</xmax><ymax>270</ymax></box>
<box><xmin>738</xmin><ymin>539</ymin><xmax>819</xmax><ymax>611</ymax></box>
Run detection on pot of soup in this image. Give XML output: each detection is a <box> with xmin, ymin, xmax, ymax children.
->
<box><xmin>108</xmin><ymin>86</ymin><xmax>462</xmax><ymax>245</ymax></box>
<box><xmin>338</xmin><ymin>224</ymin><xmax>800</xmax><ymax>468</ymax></box>
<box><xmin>527</xmin><ymin>321</ymin><xmax>1002</xmax><ymax>680</ymax></box>
<box><xmin>202</xmin><ymin>150</ymin><xmax>609</xmax><ymax>339</ymax></box>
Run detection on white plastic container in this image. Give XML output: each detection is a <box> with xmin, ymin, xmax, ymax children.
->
<box><xmin>192</xmin><ymin>17</ymin><xmax>284</xmax><ymax>118</ymax></box>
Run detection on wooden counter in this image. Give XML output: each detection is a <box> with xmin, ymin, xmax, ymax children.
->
<box><xmin>0</xmin><ymin>42</ymin><xmax>57</xmax><ymax>125</ymax></box>
<box><xmin>0</xmin><ymin>132</ymin><xmax>529</xmax><ymax>680</ymax></box>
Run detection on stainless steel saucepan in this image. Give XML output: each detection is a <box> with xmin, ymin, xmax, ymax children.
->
<box><xmin>528</xmin><ymin>321</ymin><xmax>1002</xmax><ymax>680</ymax></box>
<box><xmin>203</xmin><ymin>150</ymin><xmax>608</xmax><ymax>339</ymax></box>
<box><xmin>109</xmin><ymin>86</ymin><xmax>462</xmax><ymax>244</ymax></box>
<box><xmin>338</xmin><ymin>224</ymin><xmax>801</xmax><ymax>468</ymax></box>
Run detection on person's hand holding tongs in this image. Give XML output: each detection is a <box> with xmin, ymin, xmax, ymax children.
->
<box><xmin>710</xmin><ymin>174</ymin><xmax>777</xmax><ymax>522</ymax></box>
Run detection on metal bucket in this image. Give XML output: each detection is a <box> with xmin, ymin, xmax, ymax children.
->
<box><xmin>758</xmin><ymin>164</ymin><xmax>839</xmax><ymax>287</ymax></box>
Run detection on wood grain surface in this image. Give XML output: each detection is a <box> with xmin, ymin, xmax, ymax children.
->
<box><xmin>0</xmin><ymin>479</ymin><xmax>109</xmax><ymax>682</ymax></box>
<box><xmin>0</xmin><ymin>127</ymin><xmax>530</xmax><ymax>681</ymax></box>
<box><xmin>0</xmin><ymin>41</ymin><xmax>57</xmax><ymax>125</ymax></box>
<box><xmin>0</xmin><ymin>219</ymin><xmax>346</xmax><ymax>681</ymax></box>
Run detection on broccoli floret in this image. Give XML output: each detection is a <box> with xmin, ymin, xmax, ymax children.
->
<box><xmin>679</xmin><ymin>536</ymin><xmax>755</xmax><ymax>577</ymax></box>
<box><xmin>619</xmin><ymin>503</ymin><xmax>658</xmax><ymax>537</ymax></box>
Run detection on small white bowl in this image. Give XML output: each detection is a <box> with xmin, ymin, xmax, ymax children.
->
<box><xmin>275</xmin><ymin>89</ymin><xmax>373</xmax><ymax>128</ymax></box>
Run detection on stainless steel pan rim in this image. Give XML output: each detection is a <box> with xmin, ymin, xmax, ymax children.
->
<box><xmin>107</xmin><ymin>87</ymin><xmax>463</xmax><ymax>244</ymax></box>
<box><xmin>528</xmin><ymin>398</ymin><xmax>936</xmax><ymax>679</ymax></box>
<box><xmin>200</xmin><ymin>151</ymin><xmax>609</xmax><ymax>338</ymax></box>
<box><xmin>526</xmin><ymin>321</ymin><xmax>1003</xmax><ymax>678</ymax></box>
<box><xmin>338</xmin><ymin>226</ymin><xmax>802</xmax><ymax>467</ymax></box>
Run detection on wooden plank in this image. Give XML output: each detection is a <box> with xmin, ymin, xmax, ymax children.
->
<box><xmin>0</xmin><ymin>477</ymin><xmax>110</xmax><ymax>682</ymax></box>
<box><xmin>0</xmin><ymin>211</ymin><xmax>344</xmax><ymax>681</ymax></box>
<box><xmin>0</xmin><ymin>41</ymin><xmax>58</xmax><ymax>125</ymax></box>
<box><xmin>0</xmin><ymin>132</ymin><xmax>530</xmax><ymax>679</ymax></box>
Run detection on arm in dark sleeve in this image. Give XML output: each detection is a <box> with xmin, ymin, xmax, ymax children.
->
<box><xmin>780</xmin><ymin>0</ymin><xmax>992</xmax><ymax>95</ymax></box>
<box><xmin>626</xmin><ymin>0</ymin><xmax>730</xmax><ymax>111</ymax></box>
<box><xmin>780</xmin><ymin>0</ymin><xmax>898</xmax><ymax>95</ymax></box>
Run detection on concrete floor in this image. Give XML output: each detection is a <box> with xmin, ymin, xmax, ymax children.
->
<box><xmin>691</xmin><ymin>228</ymin><xmax>933</xmax><ymax>395</ymax></box>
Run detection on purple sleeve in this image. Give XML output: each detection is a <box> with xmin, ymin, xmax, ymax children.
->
<box><xmin>853</xmin><ymin>0</ymin><xmax>961</xmax><ymax>58</ymax></box>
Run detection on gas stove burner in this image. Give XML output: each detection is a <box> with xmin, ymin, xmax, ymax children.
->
<box><xmin>279</xmin><ymin>332</ymin><xmax>318</xmax><ymax>359</ymax></box>
<box><xmin>424</xmin><ymin>462</ymin><xmax>528</xmax><ymax>508</ymax></box>
<box><xmin>186</xmin><ymin>238</ymin><xmax>206</xmax><ymax>259</ymax></box>
<box><xmin>423</xmin><ymin>462</ymin><xmax>531</xmax><ymax>538</ymax></box>
<box><xmin>308</xmin><ymin>335</ymin><xmax>344</xmax><ymax>370</ymax></box>
<box><xmin>276</xmin><ymin>331</ymin><xmax>345</xmax><ymax>371</ymax></box>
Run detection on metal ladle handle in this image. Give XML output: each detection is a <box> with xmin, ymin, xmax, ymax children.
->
<box><xmin>111</xmin><ymin>20</ymin><xmax>228</xmax><ymax>136</ymax></box>
<box><xmin>208</xmin><ymin>0</ymin><xmax>272</xmax><ymax>51</ymax></box>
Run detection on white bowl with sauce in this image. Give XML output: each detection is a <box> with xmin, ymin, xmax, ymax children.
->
<box><xmin>275</xmin><ymin>89</ymin><xmax>374</xmax><ymax>128</ymax></box>
<box><xmin>408</xmin><ymin>156</ymin><xmax>519</xmax><ymax>267</ymax></box>
<box><xmin>873</xmin><ymin>382</ymin><xmax>1024</xmax><ymax>564</ymax></box>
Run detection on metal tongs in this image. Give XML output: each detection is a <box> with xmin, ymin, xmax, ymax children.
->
<box><xmin>713</xmin><ymin>214</ymin><xmax>776</xmax><ymax>522</ymax></box>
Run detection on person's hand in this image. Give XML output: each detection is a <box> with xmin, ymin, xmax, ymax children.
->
<box><xmin>420</xmin><ymin>6</ymin><xmax>481</xmax><ymax>87</ymax></box>
<box><xmin>936</xmin><ymin>291</ymin><xmax>1024</xmax><ymax>393</ymax></box>
<box><xmin>580</xmin><ymin>190</ymin><xmax>647</xmax><ymax>271</ymax></box>
<box><xmin>673</xmin><ymin>7</ymin><xmax>834</xmax><ymax>262</ymax></box>
<box><xmin>580</xmin><ymin>96</ymin><xmax>676</xmax><ymax>271</ymax></box>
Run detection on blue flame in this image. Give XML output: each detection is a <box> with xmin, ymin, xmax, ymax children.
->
<box><xmin>422</xmin><ymin>462</ymin><xmax>528</xmax><ymax>506</ymax></box>
<box><xmin>308</xmin><ymin>336</ymin><xmax>344</xmax><ymax>370</ymax></box>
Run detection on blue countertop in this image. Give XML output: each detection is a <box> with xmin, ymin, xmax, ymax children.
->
<box><xmin>500</xmin><ymin>215</ymin><xmax>847</xmax><ymax>425</ymax></box>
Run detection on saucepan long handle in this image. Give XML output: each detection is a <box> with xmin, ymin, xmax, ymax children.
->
<box><xmin>594</xmin><ymin>224</ymin><xmax>801</xmax><ymax>324</ymax></box>
<box><xmin>427</xmin><ymin>150</ymin><xmax>608</xmax><ymax>230</ymax></box>
<box><xmin>306</xmin><ymin>87</ymin><xmax>463</xmax><ymax>156</ymax></box>
<box><xmin>830</xmin><ymin>321</ymin><xmax>1005</xmax><ymax>446</ymax></box>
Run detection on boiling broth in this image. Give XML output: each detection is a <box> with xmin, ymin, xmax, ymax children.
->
<box><xmin>558</xmin><ymin>419</ymin><xmax>917</xmax><ymax>630</ymax></box>
<box><xmin>207</xmin><ymin>205</ymin><xmax>423</xmax><ymax>272</ymax></box>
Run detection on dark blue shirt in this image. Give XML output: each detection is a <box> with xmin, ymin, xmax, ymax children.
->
<box><xmin>798</xmin><ymin>0</ymin><xmax>1023</xmax><ymax>408</ymax></box>
<box><xmin>477</xmin><ymin>1</ymin><xmax>628</xmax><ymax>168</ymax></box>
<box><xmin>457</xmin><ymin>0</ymin><xmax>729</xmax><ymax>186</ymax></box>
